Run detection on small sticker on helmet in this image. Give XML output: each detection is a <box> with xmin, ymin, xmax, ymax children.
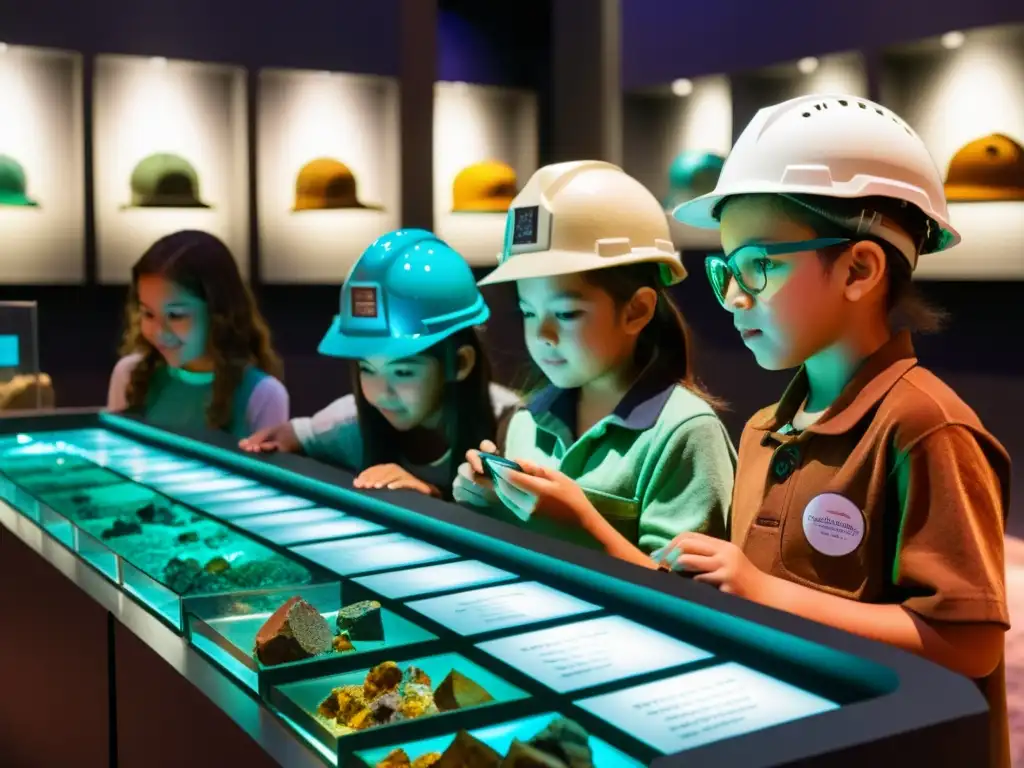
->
<box><xmin>351</xmin><ymin>286</ymin><xmax>378</xmax><ymax>318</ymax></box>
<box><xmin>512</xmin><ymin>205</ymin><xmax>540</xmax><ymax>245</ymax></box>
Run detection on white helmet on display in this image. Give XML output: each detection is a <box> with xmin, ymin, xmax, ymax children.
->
<box><xmin>672</xmin><ymin>94</ymin><xmax>960</xmax><ymax>268</ymax></box>
<box><xmin>478</xmin><ymin>160</ymin><xmax>687</xmax><ymax>286</ymax></box>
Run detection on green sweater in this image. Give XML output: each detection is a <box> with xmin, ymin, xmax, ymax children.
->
<box><xmin>480</xmin><ymin>374</ymin><xmax>737</xmax><ymax>553</ymax></box>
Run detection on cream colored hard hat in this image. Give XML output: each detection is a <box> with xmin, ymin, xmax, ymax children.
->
<box><xmin>673</xmin><ymin>94</ymin><xmax>959</xmax><ymax>268</ymax></box>
<box><xmin>478</xmin><ymin>160</ymin><xmax>686</xmax><ymax>286</ymax></box>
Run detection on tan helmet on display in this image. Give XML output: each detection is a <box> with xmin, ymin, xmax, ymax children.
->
<box><xmin>477</xmin><ymin>160</ymin><xmax>687</xmax><ymax>286</ymax></box>
<box><xmin>672</xmin><ymin>94</ymin><xmax>960</xmax><ymax>269</ymax></box>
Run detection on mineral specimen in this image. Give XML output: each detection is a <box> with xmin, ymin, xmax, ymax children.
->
<box><xmin>434</xmin><ymin>669</ymin><xmax>495</xmax><ymax>712</ymax></box>
<box><xmin>163</xmin><ymin>556</ymin><xmax>203</xmax><ymax>593</ymax></box>
<box><xmin>377</xmin><ymin>749</ymin><xmax>411</xmax><ymax>768</ymax></box>
<box><xmin>318</xmin><ymin>684</ymin><xmax>366</xmax><ymax>722</ymax></box>
<box><xmin>411</xmin><ymin>754</ymin><xmax>442</xmax><ymax>768</ymax></box>
<box><xmin>433</xmin><ymin>731</ymin><xmax>501</xmax><ymax>768</ymax></box>
<box><xmin>363</xmin><ymin>661</ymin><xmax>403</xmax><ymax>700</ymax></box>
<box><xmin>336</xmin><ymin>600</ymin><xmax>384</xmax><ymax>640</ymax></box>
<box><xmin>500</xmin><ymin>741</ymin><xmax>568</xmax><ymax>768</ymax></box>
<box><xmin>204</xmin><ymin>556</ymin><xmax>231</xmax><ymax>574</ymax></box>
<box><xmin>526</xmin><ymin>718</ymin><xmax>593</xmax><ymax>768</ymax></box>
<box><xmin>332</xmin><ymin>634</ymin><xmax>355</xmax><ymax>653</ymax></box>
<box><xmin>177</xmin><ymin>531</ymin><xmax>199</xmax><ymax>544</ymax></box>
<box><xmin>253</xmin><ymin>596</ymin><xmax>333</xmax><ymax>666</ymax></box>
<box><xmin>101</xmin><ymin>519</ymin><xmax>142</xmax><ymax>539</ymax></box>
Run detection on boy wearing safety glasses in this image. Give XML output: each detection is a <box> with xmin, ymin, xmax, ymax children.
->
<box><xmin>666</xmin><ymin>94</ymin><xmax>1011</xmax><ymax>767</ymax></box>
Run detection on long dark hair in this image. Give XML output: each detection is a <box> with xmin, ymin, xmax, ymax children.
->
<box><xmin>352</xmin><ymin>328</ymin><xmax>497</xmax><ymax>494</ymax></box>
<box><xmin>581</xmin><ymin>263</ymin><xmax>723</xmax><ymax>408</ymax></box>
<box><xmin>118</xmin><ymin>230</ymin><xmax>283</xmax><ymax>428</ymax></box>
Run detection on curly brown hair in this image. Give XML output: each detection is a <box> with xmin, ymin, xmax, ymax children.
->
<box><xmin>118</xmin><ymin>230</ymin><xmax>283</xmax><ymax>429</ymax></box>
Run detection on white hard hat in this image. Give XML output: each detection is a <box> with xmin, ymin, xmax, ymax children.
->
<box><xmin>478</xmin><ymin>160</ymin><xmax>686</xmax><ymax>286</ymax></box>
<box><xmin>672</xmin><ymin>94</ymin><xmax>960</xmax><ymax>268</ymax></box>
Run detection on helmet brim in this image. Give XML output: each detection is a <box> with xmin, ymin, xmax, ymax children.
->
<box><xmin>317</xmin><ymin>312</ymin><xmax>489</xmax><ymax>360</ymax></box>
<box><xmin>477</xmin><ymin>248</ymin><xmax>686</xmax><ymax>286</ymax></box>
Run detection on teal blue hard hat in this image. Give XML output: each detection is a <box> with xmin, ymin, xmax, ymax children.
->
<box><xmin>318</xmin><ymin>229</ymin><xmax>489</xmax><ymax>360</ymax></box>
<box><xmin>665</xmin><ymin>151</ymin><xmax>725</xmax><ymax>209</ymax></box>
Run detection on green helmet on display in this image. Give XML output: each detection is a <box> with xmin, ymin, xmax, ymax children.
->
<box><xmin>318</xmin><ymin>229</ymin><xmax>490</xmax><ymax>360</ymax></box>
<box><xmin>664</xmin><ymin>150</ymin><xmax>725</xmax><ymax>209</ymax></box>
<box><xmin>0</xmin><ymin>155</ymin><xmax>39</xmax><ymax>207</ymax></box>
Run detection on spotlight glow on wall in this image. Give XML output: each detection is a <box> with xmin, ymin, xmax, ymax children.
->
<box><xmin>149</xmin><ymin>56</ymin><xmax>167</xmax><ymax>68</ymax></box>
<box><xmin>671</xmin><ymin>78</ymin><xmax>693</xmax><ymax>97</ymax></box>
<box><xmin>797</xmin><ymin>57</ymin><xmax>819</xmax><ymax>75</ymax></box>
<box><xmin>0</xmin><ymin>43</ymin><xmax>8</xmax><ymax>54</ymax></box>
<box><xmin>941</xmin><ymin>31</ymin><xmax>966</xmax><ymax>50</ymax></box>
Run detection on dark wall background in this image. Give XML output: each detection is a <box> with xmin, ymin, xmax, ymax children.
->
<box><xmin>620</xmin><ymin>0</ymin><xmax>1024</xmax><ymax>87</ymax></box>
<box><xmin>0</xmin><ymin>0</ymin><xmax>1020</xmax><ymax>532</ymax></box>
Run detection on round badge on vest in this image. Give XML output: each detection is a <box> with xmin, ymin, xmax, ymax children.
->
<box><xmin>802</xmin><ymin>493</ymin><xmax>865</xmax><ymax>557</ymax></box>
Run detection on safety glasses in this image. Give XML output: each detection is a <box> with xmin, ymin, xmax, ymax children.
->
<box><xmin>705</xmin><ymin>237</ymin><xmax>850</xmax><ymax>305</ymax></box>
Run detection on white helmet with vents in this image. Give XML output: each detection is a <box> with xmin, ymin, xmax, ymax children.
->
<box><xmin>672</xmin><ymin>94</ymin><xmax>960</xmax><ymax>267</ymax></box>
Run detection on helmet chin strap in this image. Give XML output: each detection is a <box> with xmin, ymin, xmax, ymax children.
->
<box><xmin>781</xmin><ymin>195</ymin><xmax>920</xmax><ymax>268</ymax></box>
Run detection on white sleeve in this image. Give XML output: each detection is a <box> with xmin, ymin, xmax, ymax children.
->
<box><xmin>106</xmin><ymin>354</ymin><xmax>143</xmax><ymax>411</ymax></box>
<box><xmin>244</xmin><ymin>376</ymin><xmax>290</xmax><ymax>433</ymax></box>
<box><xmin>291</xmin><ymin>394</ymin><xmax>364</xmax><ymax>468</ymax></box>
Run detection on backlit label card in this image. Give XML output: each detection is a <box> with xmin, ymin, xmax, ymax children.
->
<box><xmin>577</xmin><ymin>662</ymin><xmax>838</xmax><ymax>754</ymax></box>
<box><xmin>354</xmin><ymin>560</ymin><xmax>518</xmax><ymax>600</ymax></box>
<box><xmin>291</xmin><ymin>532</ymin><xmax>456</xmax><ymax>576</ymax></box>
<box><xmin>406</xmin><ymin>581</ymin><xmax>599</xmax><ymax>635</ymax></box>
<box><xmin>255</xmin><ymin>517</ymin><xmax>385</xmax><ymax>546</ymax></box>
<box><xmin>199</xmin><ymin>494</ymin><xmax>314</xmax><ymax>519</ymax></box>
<box><xmin>478</xmin><ymin>615</ymin><xmax>711</xmax><ymax>693</ymax></box>
<box><xmin>0</xmin><ymin>335</ymin><xmax>20</xmax><ymax>367</ymax></box>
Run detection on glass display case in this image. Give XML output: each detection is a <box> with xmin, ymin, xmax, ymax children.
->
<box><xmin>0</xmin><ymin>428</ymin><xmax>333</xmax><ymax>629</ymax></box>
<box><xmin>0</xmin><ymin>301</ymin><xmax>49</xmax><ymax>411</ymax></box>
<box><xmin>0</xmin><ymin>412</ymin><xmax>993</xmax><ymax>767</ymax></box>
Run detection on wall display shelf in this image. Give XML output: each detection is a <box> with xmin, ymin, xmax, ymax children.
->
<box><xmin>880</xmin><ymin>24</ymin><xmax>1024</xmax><ymax>280</ymax></box>
<box><xmin>257</xmin><ymin>68</ymin><xmax>400</xmax><ymax>284</ymax></box>
<box><xmin>93</xmin><ymin>54</ymin><xmax>249</xmax><ymax>283</ymax></box>
<box><xmin>433</xmin><ymin>82</ymin><xmax>538</xmax><ymax>267</ymax></box>
<box><xmin>623</xmin><ymin>74</ymin><xmax>733</xmax><ymax>251</ymax></box>
<box><xmin>0</xmin><ymin>44</ymin><xmax>85</xmax><ymax>283</ymax></box>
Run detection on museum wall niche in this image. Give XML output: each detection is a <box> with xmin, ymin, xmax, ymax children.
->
<box><xmin>432</xmin><ymin>81</ymin><xmax>537</xmax><ymax>267</ymax></box>
<box><xmin>0</xmin><ymin>301</ymin><xmax>52</xmax><ymax>412</ymax></box>
<box><xmin>729</xmin><ymin>50</ymin><xmax>869</xmax><ymax>139</ymax></box>
<box><xmin>622</xmin><ymin>74</ymin><xmax>732</xmax><ymax>251</ymax></box>
<box><xmin>258</xmin><ymin>68</ymin><xmax>400</xmax><ymax>283</ymax></box>
<box><xmin>92</xmin><ymin>54</ymin><xmax>250</xmax><ymax>283</ymax></box>
<box><xmin>880</xmin><ymin>23</ymin><xmax>1024</xmax><ymax>280</ymax></box>
<box><xmin>0</xmin><ymin>44</ymin><xmax>85</xmax><ymax>283</ymax></box>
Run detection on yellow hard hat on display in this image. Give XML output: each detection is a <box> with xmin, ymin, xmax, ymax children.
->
<box><xmin>478</xmin><ymin>160</ymin><xmax>686</xmax><ymax>286</ymax></box>
<box><xmin>293</xmin><ymin>158</ymin><xmax>383</xmax><ymax>211</ymax></box>
<box><xmin>944</xmin><ymin>133</ymin><xmax>1024</xmax><ymax>202</ymax></box>
<box><xmin>451</xmin><ymin>160</ymin><xmax>518</xmax><ymax>213</ymax></box>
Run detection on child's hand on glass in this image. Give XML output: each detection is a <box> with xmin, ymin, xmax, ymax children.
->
<box><xmin>238</xmin><ymin>422</ymin><xmax>300</xmax><ymax>453</ymax></box>
<box><xmin>353</xmin><ymin>463</ymin><xmax>439</xmax><ymax>497</ymax></box>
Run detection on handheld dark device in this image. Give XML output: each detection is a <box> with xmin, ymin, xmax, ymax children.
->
<box><xmin>478</xmin><ymin>452</ymin><xmax>522</xmax><ymax>483</ymax></box>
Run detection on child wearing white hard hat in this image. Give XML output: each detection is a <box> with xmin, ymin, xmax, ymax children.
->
<box><xmin>454</xmin><ymin>161</ymin><xmax>737</xmax><ymax>568</ymax></box>
<box><xmin>665</xmin><ymin>94</ymin><xmax>1010</xmax><ymax>768</ymax></box>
